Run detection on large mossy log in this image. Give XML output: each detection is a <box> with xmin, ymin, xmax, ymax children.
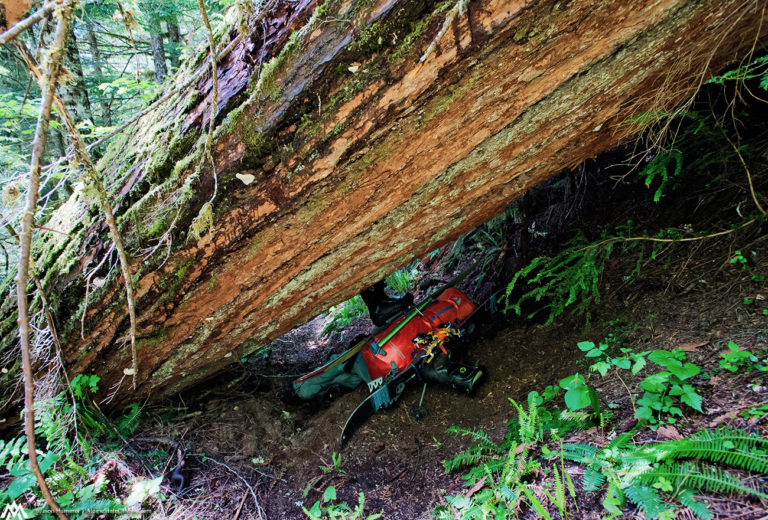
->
<box><xmin>1</xmin><ymin>0</ymin><xmax>765</xmax><ymax>409</ymax></box>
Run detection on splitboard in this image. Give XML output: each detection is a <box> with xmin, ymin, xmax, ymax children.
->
<box><xmin>340</xmin><ymin>364</ymin><xmax>418</xmax><ymax>447</ymax></box>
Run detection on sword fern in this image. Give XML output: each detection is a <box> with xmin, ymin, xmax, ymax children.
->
<box><xmin>562</xmin><ymin>426</ymin><xmax>768</xmax><ymax>519</ymax></box>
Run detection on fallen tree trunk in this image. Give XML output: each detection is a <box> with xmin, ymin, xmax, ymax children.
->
<box><xmin>1</xmin><ymin>0</ymin><xmax>765</xmax><ymax>409</ymax></box>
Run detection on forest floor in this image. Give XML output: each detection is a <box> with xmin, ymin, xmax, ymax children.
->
<box><xmin>132</xmin><ymin>198</ymin><xmax>768</xmax><ymax>520</ymax></box>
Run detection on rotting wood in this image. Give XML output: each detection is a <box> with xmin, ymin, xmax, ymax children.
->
<box><xmin>1</xmin><ymin>0</ymin><xmax>767</xmax><ymax>411</ymax></box>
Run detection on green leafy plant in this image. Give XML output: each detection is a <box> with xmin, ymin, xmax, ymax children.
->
<box><xmin>436</xmin><ymin>393</ymin><xmax>595</xmax><ymax>519</ymax></box>
<box><xmin>503</xmin><ymin>229</ymin><xmax>615</xmax><ymax>326</ymax></box>
<box><xmin>730</xmin><ymin>249</ymin><xmax>765</xmax><ymax>282</ymax></box>
<box><xmin>303</xmin><ymin>486</ymin><xmax>382</xmax><ymax>520</ymax></box>
<box><xmin>636</xmin><ymin>349</ymin><xmax>703</xmax><ymax>427</ymax></box>
<box><xmin>740</xmin><ymin>402</ymin><xmax>768</xmax><ymax>420</ymax></box>
<box><xmin>1</xmin><ymin>374</ymin><xmax>130</xmax><ymax>518</ymax></box>
<box><xmin>386</xmin><ymin>262</ymin><xmax>419</xmax><ymax>296</ymax></box>
<box><xmin>706</xmin><ymin>54</ymin><xmax>768</xmax><ymax>90</ymax></box>
<box><xmin>502</xmin><ymin>220</ymin><xmax>678</xmax><ymax>326</ymax></box>
<box><xmin>319</xmin><ymin>451</ymin><xmax>345</xmax><ymax>474</ymax></box>
<box><xmin>437</xmin><ymin>396</ymin><xmax>544</xmax><ymax>518</ymax></box>
<box><xmin>719</xmin><ymin>340</ymin><xmax>766</xmax><ymax>373</ymax></box>
<box><xmin>322</xmin><ymin>295</ymin><xmax>369</xmax><ymax>337</ymax></box>
<box><xmin>563</xmin><ymin>426</ymin><xmax>768</xmax><ymax>519</ymax></box>
<box><xmin>579</xmin><ymin>342</ymin><xmax>704</xmax><ymax>428</ymax></box>
<box><xmin>640</xmin><ymin>149</ymin><xmax>683</xmax><ymax>202</ymax></box>
<box><xmin>541</xmin><ymin>442</ymin><xmax>578</xmax><ymax>520</ymax></box>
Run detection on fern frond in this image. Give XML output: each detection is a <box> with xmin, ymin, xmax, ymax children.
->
<box><xmin>677</xmin><ymin>488</ymin><xmax>712</xmax><ymax>520</ymax></box>
<box><xmin>624</xmin><ymin>482</ymin><xmax>667</xmax><ymax>519</ymax></box>
<box><xmin>607</xmin><ymin>425</ymin><xmax>641</xmax><ymax>451</ymax></box>
<box><xmin>444</xmin><ymin>441</ymin><xmax>498</xmax><ymax>472</ymax></box>
<box><xmin>655</xmin><ymin>428</ymin><xmax>768</xmax><ymax>472</ymax></box>
<box><xmin>550</xmin><ymin>465</ymin><xmax>562</xmax><ymax>507</ymax></box>
<box><xmin>640</xmin><ymin>462</ymin><xmax>768</xmax><ymax>500</ymax></box>
<box><xmin>660</xmin><ymin>439</ymin><xmax>768</xmax><ymax>473</ymax></box>
<box><xmin>521</xmin><ymin>486</ymin><xmax>553</xmax><ymax>520</ymax></box>
<box><xmin>561</xmin><ymin>443</ymin><xmax>598</xmax><ymax>463</ymax></box>
<box><xmin>583</xmin><ymin>466</ymin><xmax>607</xmax><ymax>492</ymax></box>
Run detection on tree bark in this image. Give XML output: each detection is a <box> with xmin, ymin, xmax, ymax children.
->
<box><xmin>40</xmin><ymin>15</ymin><xmax>94</xmax><ymax>126</ymax></box>
<box><xmin>1</xmin><ymin>0</ymin><xmax>766</xmax><ymax>411</ymax></box>
<box><xmin>85</xmin><ymin>18</ymin><xmax>112</xmax><ymax>126</ymax></box>
<box><xmin>149</xmin><ymin>16</ymin><xmax>167</xmax><ymax>84</ymax></box>
<box><xmin>167</xmin><ymin>15</ymin><xmax>181</xmax><ymax>71</ymax></box>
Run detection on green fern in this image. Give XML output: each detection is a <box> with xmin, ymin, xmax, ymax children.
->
<box><xmin>443</xmin><ymin>426</ymin><xmax>503</xmax><ymax>472</ymax></box>
<box><xmin>442</xmin><ymin>396</ymin><xmax>548</xmax><ymax>516</ymax></box>
<box><xmin>503</xmin><ymin>229</ymin><xmax>615</xmax><ymax>326</ymax></box>
<box><xmin>583</xmin><ymin>466</ymin><xmax>607</xmax><ymax>493</ymax></box>
<box><xmin>640</xmin><ymin>461</ymin><xmax>768</xmax><ymax>500</ymax></box>
<box><xmin>564</xmin><ymin>427</ymin><xmax>768</xmax><ymax>519</ymax></box>
<box><xmin>677</xmin><ymin>489</ymin><xmax>713</xmax><ymax>520</ymax></box>
<box><xmin>639</xmin><ymin>149</ymin><xmax>683</xmax><ymax>202</ymax></box>
<box><xmin>654</xmin><ymin>428</ymin><xmax>768</xmax><ymax>472</ymax></box>
<box><xmin>624</xmin><ymin>483</ymin><xmax>667</xmax><ymax>518</ymax></box>
<box><xmin>521</xmin><ymin>486</ymin><xmax>553</xmax><ymax>520</ymax></box>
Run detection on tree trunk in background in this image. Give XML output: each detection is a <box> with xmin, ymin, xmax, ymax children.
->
<box><xmin>149</xmin><ymin>17</ymin><xmax>167</xmax><ymax>84</ymax></box>
<box><xmin>167</xmin><ymin>16</ymin><xmax>181</xmax><ymax>71</ymax></box>
<box><xmin>40</xmin><ymin>15</ymin><xmax>93</xmax><ymax>126</ymax></box>
<box><xmin>1</xmin><ymin>0</ymin><xmax>765</xmax><ymax>411</ymax></box>
<box><xmin>85</xmin><ymin>18</ymin><xmax>112</xmax><ymax>126</ymax></box>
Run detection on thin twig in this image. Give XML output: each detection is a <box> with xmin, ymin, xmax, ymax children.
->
<box><xmin>232</xmin><ymin>491</ymin><xmax>248</xmax><ymax>520</ymax></box>
<box><xmin>16</xmin><ymin>40</ymin><xmax>140</xmax><ymax>389</ymax></box>
<box><xmin>410</xmin><ymin>0</ymin><xmax>468</xmax><ymax>74</ymax></box>
<box><xmin>202</xmin><ymin>455</ymin><xmax>266</xmax><ymax>520</ymax></box>
<box><xmin>572</xmin><ymin>220</ymin><xmax>758</xmax><ymax>255</ymax></box>
<box><xmin>15</xmin><ymin>2</ymin><xmax>75</xmax><ymax>519</ymax></box>
<box><xmin>725</xmin><ymin>135</ymin><xmax>766</xmax><ymax>216</ymax></box>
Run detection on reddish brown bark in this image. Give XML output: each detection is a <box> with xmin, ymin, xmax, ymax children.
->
<box><xmin>2</xmin><ymin>0</ymin><xmax>766</xmax><ymax>410</ymax></box>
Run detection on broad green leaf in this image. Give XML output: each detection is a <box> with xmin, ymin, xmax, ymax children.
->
<box><xmin>680</xmin><ymin>385</ymin><xmax>703</xmax><ymax>412</ymax></box>
<box><xmin>7</xmin><ymin>474</ymin><xmax>35</xmax><ymax>499</ymax></box>
<box><xmin>323</xmin><ymin>485</ymin><xmax>337</xmax><ymax>503</ymax></box>
<box><xmin>564</xmin><ymin>385</ymin><xmax>591</xmax><ymax>411</ymax></box>
<box><xmin>613</xmin><ymin>358</ymin><xmax>631</xmax><ymax>369</ymax></box>
<box><xmin>632</xmin><ymin>357</ymin><xmax>647</xmax><ymax>374</ymax></box>
<box><xmin>559</xmin><ymin>373</ymin><xmax>585</xmax><ymax>389</ymax></box>
<box><xmin>641</xmin><ymin>372</ymin><xmax>670</xmax><ymax>392</ymax></box>
<box><xmin>591</xmin><ymin>361</ymin><xmax>611</xmax><ymax>377</ymax></box>
<box><xmin>648</xmin><ymin>350</ymin><xmax>675</xmax><ymax>367</ymax></box>
<box><xmin>667</xmin><ymin>362</ymin><xmax>700</xmax><ymax>380</ymax></box>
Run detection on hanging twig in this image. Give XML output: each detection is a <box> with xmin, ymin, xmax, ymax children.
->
<box><xmin>725</xmin><ymin>135</ymin><xmax>766</xmax><ymax>216</ymax></box>
<box><xmin>1</xmin><ymin>211</ymin><xmax>79</xmax><ymax>440</ymax></box>
<box><xmin>15</xmin><ymin>2</ymin><xmax>74</xmax><ymax>518</ymax></box>
<box><xmin>0</xmin><ymin>1</ymin><xmax>55</xmax><ymax>45</ymax></box>
<box><xmin>15</xmin><ymin>40</ymin><xmax>140</xmax><ymax>389</ymax></box>
<box><xmin>191</xmin><ymin>0</ymin><xmax>222</xmax><ymax>239</ymax></box>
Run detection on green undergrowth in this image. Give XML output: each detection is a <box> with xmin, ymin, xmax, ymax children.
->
<box><xmin>0</xmin><ymin>375</ymin><xmax>149</xmax><ymax>519</ymax></box>
<box><xmin>438</xmin><ymin>329</ymin><xmax>768</xmax><ymax>519</ymax></box>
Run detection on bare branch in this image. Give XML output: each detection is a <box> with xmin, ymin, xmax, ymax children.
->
<box><xmin>0</xmin><ymin>1</ymin><xmax>55</xmax><ymax>45</ymax></box>
<box><xmin>16</xmin><ymin>34</ymin><xmax>140</xmax><ymax>389</ymax></box>
<box><xmin>15</xmin><ymin>1</ymin><xmax>75</xmax><ymax>518</ymax></box>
